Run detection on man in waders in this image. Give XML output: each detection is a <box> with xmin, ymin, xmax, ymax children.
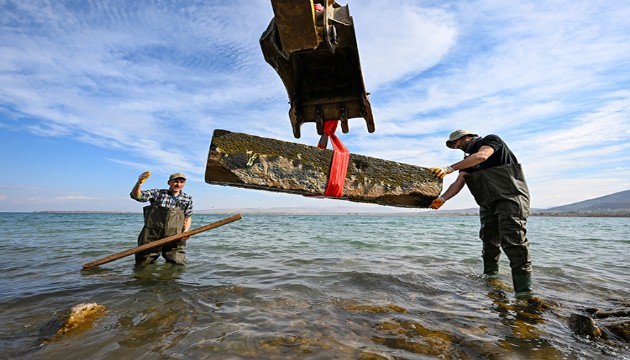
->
<box><xmin>130</xmin><ymin>172</ymin><xmax>193</xmax><ymax>265</ymax></box>
<box><xmin>430</xmin><ymin>130</ymin><xmax>533</xmax><ymax>298</ymax></box>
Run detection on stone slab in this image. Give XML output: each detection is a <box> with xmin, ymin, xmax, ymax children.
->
<box><xmin>205</xmin><ymin>129</ymin><xmax>442</xmax><ymax>208</ymax></box>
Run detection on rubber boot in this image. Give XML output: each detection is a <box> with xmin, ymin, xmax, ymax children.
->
<box><xmin>483</xmin><ymin>261</ymin><xmax>499</xmax><ymax>279</ymax></box>
<box><xmin>512</xmin><ymin>273</ymin><xmax>532</xmax><ymax>298</ymax></box>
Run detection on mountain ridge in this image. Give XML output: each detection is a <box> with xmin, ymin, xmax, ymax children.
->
<box><xmin>532</xmin><ymin>189</ymin><xmax>630</xmax><ymax>217</ymax></box>
<box><xmin>545</xmin><ymin>189</ymin><xmax>630</xmax><ymax>211</ymax></box>
<box><xmin>194</xmin><ymin>190</ymin><xmax>630</xmax><ymax>217</ymax></box>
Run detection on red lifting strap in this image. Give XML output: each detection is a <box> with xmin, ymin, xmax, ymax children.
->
<box><xmin>318</xmin><ymin>120</ymin><xmax>349</xmax><ymax>198</ymax></box>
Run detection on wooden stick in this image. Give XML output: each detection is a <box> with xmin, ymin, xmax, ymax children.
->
<box><xmin>82</xmin><ymin>213</ymin><xmax>242</xmax><ymax>269</ymax></box>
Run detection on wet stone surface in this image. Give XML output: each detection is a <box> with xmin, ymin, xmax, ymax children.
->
<box><xmin>205</xmin><ymin>129</ymin><xmax>441</xmax><ymax>208</ymax></box>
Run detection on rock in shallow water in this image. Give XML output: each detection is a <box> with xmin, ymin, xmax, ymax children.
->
<box><xmin>41</xmin><ymin>303</ymin><xmax>106</xmax><ymax>341</ymax></box>
<box><xmin>569</xmin><ymin>313</ymin><xmax>602</xmax><ymax>338</ymax></box>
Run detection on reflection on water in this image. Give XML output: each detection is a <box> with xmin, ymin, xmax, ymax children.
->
<box><xmin>131</xmin><ymin>262</ymin><xmax>186</xmax><ymax>281</ymax></box>
<box><xmin>0</xmin><ymin>213</ymin><xmax>628</xmax><ymax>359</ymax></box>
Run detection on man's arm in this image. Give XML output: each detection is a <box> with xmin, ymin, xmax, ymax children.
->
<box><xmin>433</xmin><ymin>145</ymin><xmax>495</xmax><ymax>179</ymax></box>
<box><xmin>450</xmin><ymin>145</ymin><xmax>495</xmax><ymax>171</ymax></box>
<box><xmin>131</xmin><ymin>171</ymin><xmax>151</xmax><ymax>200</ymax></box>
<box><xmin>183</xmin><ymin>216</ymin><xmax>192</xmax><ymax>232</ymax></box>
<box><xmin>131</xmin><ymin>182</ymin><xmax>142</xmax><ymax>200</ymax></box>
<box><xmin>430</xmin><ymin>171</ymin><xmax>468</xmax><ymax>209</ymax></box>
<box><xmin>182</xmin><ymin>197</ymin><xmax>193</xmax><ymax>233</ymax></box>
<box><xmin>441</xmin><ymin>172</ymin><xmax>467</xmax><ymax>201</ymax></box>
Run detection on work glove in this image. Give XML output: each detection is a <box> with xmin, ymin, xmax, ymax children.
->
<box><xmin>430</xmin><ymin>196</ymin><xmax>445</xmax><ymax>210</ymax></box>
<box><xmin>432</xmin><ymin>166</ymin><xmax>454</xmax><ymax>179</ymax></box>
<box><xmin>137</xmin><ymin>171</ymin><xmax>151</xmax><ymax>184</ymax></box>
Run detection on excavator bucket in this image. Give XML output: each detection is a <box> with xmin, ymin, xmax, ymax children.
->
<box><xmin>260</xmin><ymin>0</ymin><xmax>375</xmax><ymax>138</ymax></box>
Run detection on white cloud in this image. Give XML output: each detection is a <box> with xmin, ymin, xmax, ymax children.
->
<box><xmin>1</xmin><ymin>0</ymin><xmax>630</xmax><ymax>211</ymax></box>
<box><xmin>352</xmin><ymin>2</ymin><xmax>458</xmax><ymax>88</ymax></box>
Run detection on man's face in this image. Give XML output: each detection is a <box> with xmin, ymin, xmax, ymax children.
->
<box><xmin>168</xmin><ymin>178</ymin><xmax>186</xmax><ymax>193</ymax></box>
<box><xmin>453</xmin><ymin>137</ymin><xmax>466</xmax><ymax>151</ymax></box>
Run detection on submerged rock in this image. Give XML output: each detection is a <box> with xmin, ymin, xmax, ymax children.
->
<box><xmin>574</xmin><ymin>304</ymin><xmax>630</xmax><ymax>342</ymax></box>
<box><xmin>569</xmin><ymin>313</ymin><xmax>602</xmax><ymax>338</ymax></box>
<box><xmin>42</xmin><ymin>303</ymin><xmax>106</xmax><ymax>341</ymax></box>
<box><xmin>346</xmin><ymin>304</ymin><xmax>409</xmax><ymax>314</ymax></box>
<box><xmin>606</xmin><ymin>322</ymin><xmax>630</xmax><ymax>342</ymax></box>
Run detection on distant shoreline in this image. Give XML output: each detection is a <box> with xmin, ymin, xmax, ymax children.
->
<box><xmin>18</xmin><ymin>210</ymin><xmax>630</xmax><ymax>217</ymax></box>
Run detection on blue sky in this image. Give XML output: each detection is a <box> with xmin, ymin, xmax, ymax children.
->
<box><xmin>1</xmin><ymin>0</ymin><xmax>629</xmax><ymax>212</ymax></box>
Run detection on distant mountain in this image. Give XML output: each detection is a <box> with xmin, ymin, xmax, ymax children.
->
<box><xmin>433</xmin><ymin>190</ymin><xmax>630</xmax><ymax>217</ymax></box>
<box><xmin>545</xmin><ymin>190</ymin><xmax>630</xmax><ymax>211</ymax></box>
<box><xmin>194</xmin><ymin>190</ymin><xmax>630</xmax><ymax>217</ymax></box>
<box><xmin>534</xmin><ymin>190</ymin><xmax>630</xmax><ymax>216</ymax></box>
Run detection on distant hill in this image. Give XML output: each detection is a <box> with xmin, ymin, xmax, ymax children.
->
<box><xmin>534</xmin><ymin>189</ymin><xmax>630</xmax><ymax>217</ymax></box>
<box><xmin>431</xmin><ymin>190</ymin><xmax>630</xmax><ymax>217</ymax></box>
<box><xmin>546</xmin><ymin>190</ymin><xmax>630</xmax><ymax>211</ymax></box>
<box><xmin>194</xmin><ymin>190</ymin><xmax>630</xmax><ymax>217</ymax></box>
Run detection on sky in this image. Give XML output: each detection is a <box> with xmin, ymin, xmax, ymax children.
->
<box><xmin>1</xmin><ymin>0</ymin><xmax>629</xmax><ymax>213</ymax></box>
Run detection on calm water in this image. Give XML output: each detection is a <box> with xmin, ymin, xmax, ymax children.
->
<box><xmin>0</xmin><ymin>213</ymin><xmax>628</xmax><ymax>359</ymax></box>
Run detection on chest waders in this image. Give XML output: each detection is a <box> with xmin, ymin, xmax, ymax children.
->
<box><xmin>136</xmin><ymin>205</ymin><xmax>186</xmax><ymax>265</ymax></box>
<box><xmin>464</xmin><ymin>163</ymin><xmax>533</xmax><ymax>296</ymax></box>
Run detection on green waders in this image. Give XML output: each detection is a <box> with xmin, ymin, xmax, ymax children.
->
<box><xmin>135</xmin><ymin>205</ymin><xmax>186</xmax><ymax>265</ymax></box>
<box><xmin>465</xmin><ymin>164</ymin><xmax>532</xmax><ymax>296</ymax></box>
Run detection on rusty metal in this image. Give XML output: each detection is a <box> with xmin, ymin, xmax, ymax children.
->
<box><xmin>260</xmin><ymin>0</ymin><xmax>375</xmax><ymax>138</ymax></box>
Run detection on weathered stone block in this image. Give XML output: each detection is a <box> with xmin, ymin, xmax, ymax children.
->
<box><xmin>205</xmin><ymin>129</ymin><xmax>442</xmax><ymax>208</ymax></box>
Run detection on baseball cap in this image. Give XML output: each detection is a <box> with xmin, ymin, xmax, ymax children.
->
<box><xmin>169</xmin><ymin>172</ymin><xmax>187</xmax><ymax>180</ymax></box>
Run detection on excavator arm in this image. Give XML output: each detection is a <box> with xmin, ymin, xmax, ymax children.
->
<box><xmin>260</xmin><ymin>0</ymin><xmax>375</xmax><ymax>138</ymax></box>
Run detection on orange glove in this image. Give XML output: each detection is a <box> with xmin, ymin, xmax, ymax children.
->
<box><xmin>137</xmin><ymin>171</ymin><xmax>151</xmax><ymax>184</ymax></box>
<box><xmin>430</xmin><ymin>196</ymin><xmax>445</xmax><ymax>209</ymax></box>
<box><xmin>432</xmin><ymin>166</ymin><xmax>453</xmax><ymax>179</ymax></box>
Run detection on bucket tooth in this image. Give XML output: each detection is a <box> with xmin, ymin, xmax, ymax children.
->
<box><xmin>315</xmin><ymin>107</ymin><xmax>324</xmax><ymax>135</ymax></box>
<box><xmin>340</xmin><ymin>105</ymin><xmax>349</xmax><ymax>133</ymax></box>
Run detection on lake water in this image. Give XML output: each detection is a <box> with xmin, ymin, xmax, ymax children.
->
<box><xmin>0</xmin><ymin>213</ymin><xmax>628</xmax><ymax>359</ymax></box>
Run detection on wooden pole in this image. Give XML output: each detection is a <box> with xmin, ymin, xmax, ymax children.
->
<box><xmin>82</xmin><ymin>213</ymin><xmax>242</xmax><ymax>269</ymax></box>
